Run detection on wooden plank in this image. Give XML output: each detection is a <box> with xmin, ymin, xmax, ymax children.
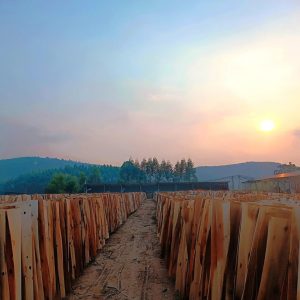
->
<box><xmin>38</xmin><ymin>199</ymin><xmax>52</xmax><ymax>299</ymax></box>
<box><xmin>235</xmin><ymin>203</ymin><xmax>259</xmax><ymax>299</ymax></box>
<box><xmin>20</xmin><ymin>202</ymin><xmax>34</xmax><ymax>300</ymax></box>
<box><xmin>175</xmin><ymin>221</ymin><xmax>188</xmax><ymax>296</ymax></box>
<box><xmin>0</xmin><ymin>192</ymin><xmax>143</xmax><ymax>298</ymax></box>
<box><xmin>223</xmin><ymin>201</ymin><xmax>242</xmax><ymax>300</ymax></box>
<box><xmin>286</xmin><ymin>208</ymin><xmax>299</xmax><ymax>300</ymax></box>
<box><xmin>210</xmin><ymin>200</ymin><xmax>230</xmax><ymax>300</ymax></box>
<box><xmin>156</xmin><ymin>191</ymin><xmax>300</xmax><ymax>299</ymax></box>
<box><xmin>189</xmin><ymin>199</ymin><xmax>211</xmax><ymax>300</ymax></box>
<box><xmin>55</xmin><ymin>201</ymin><xmax>66</xmax><ymax>298</ymax></box>
<box><xmin>6</xmin><ymin>208</ymin><xmax>22</xmax><ymax>300</ymax></box>
<box><xmin>66</xmin><ymin>198</ymin><xmax>76</xmax><ymax>280</ymax></box>
<box><xmin>257</xmin><ymin>217</ymin><xmax>290</xmax><ymax>300</ymax></box>
<box><xmin>0</xmin><ymin>210</ymin><xmax>10</xmax><ymax>299</ymax></box>
<box><xmin>293</xmin><ymin>207</ymin><xmax>300</xmax><ymax>300</ymax></box>
<box><xmin>31</xmin><ymin>200</ymin><xmax>44</xmax><ymax>300</ymax></box>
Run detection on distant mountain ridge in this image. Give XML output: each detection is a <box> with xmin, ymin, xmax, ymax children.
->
<box><xmin>0</xmin><ymin>157</ymin><xmax>282</xmax><ymax>186</ymax></box>
<box><xmin>0</xmin><ymin>156</ymin><xmax>87</xmax><ymax>183</ymax></box>
<box><xmin>0</xmin><ymin>157</ymin><xmax>120</xmax><ymax>194</ymax></box>
<box><xmin>195</xmin><ymin>161</ymin><xmax>281</xmax><ymax>181</ymax></box>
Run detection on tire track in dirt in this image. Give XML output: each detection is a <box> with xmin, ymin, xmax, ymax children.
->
<box><xmin>67</xmin><ymin>200</ymin><xmax>176</xmax><ymax>300</ymax></box>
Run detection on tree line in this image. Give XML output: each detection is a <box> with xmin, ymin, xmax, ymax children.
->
<box><xmin>1</xmin><ymin>158</ymin><xmax>198</xmax><ymax>194</ymax></box>
<box><xmin>46</xmin><ymin>158</ymin><xmax>197</xmax><ymax>193</ymax></box>
<box><xmin>45</xmin><ymin>166</ymin><xmax>101</xmax><ymax>194</ymax></box>
<box><xmin>120</xmin><ymin>158</ymin><xmax>197</xmax><ymax>183</ymax></box>
<box><xmin>1</xmin><ymin>165</ymin><xmax>119</xmax><ymax>195</ymax></box>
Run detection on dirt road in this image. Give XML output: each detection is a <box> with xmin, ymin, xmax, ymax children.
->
<box><xmin>68</xmin><ymin>200</ymin><xmax>176</xmax><ymax>300</ymax></box>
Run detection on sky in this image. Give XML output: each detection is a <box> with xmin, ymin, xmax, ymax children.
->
<box><xmin>1</xmin><ymin>1</ymin><xmax>300</xmax><ymax>166</ymax></box>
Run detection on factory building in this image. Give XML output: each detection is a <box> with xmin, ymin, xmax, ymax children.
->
<box><xmin>243</xmin><ymin>171</ymin><xmax>300</xmax><ymax>193</ymax></box>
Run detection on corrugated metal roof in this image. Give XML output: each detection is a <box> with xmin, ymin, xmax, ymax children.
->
<box><xmin>245</xmin><ymin>171</ymin><xmax>300</xmax><ymax>182</ymax></box>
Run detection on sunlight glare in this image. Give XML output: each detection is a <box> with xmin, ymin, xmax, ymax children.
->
<box><xmin>260</xmin><ymin>120</ymin><xmax>275</xmax><ymax>132</ymax></box>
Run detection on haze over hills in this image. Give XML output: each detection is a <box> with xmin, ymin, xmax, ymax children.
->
<box><xmin>0</xmin><ymin>157</ymin><xmax>120</xmax><ymax>194</ymax></box>
<box><xmin>0</xmin><ymin>157</ymin><xmax>84</xmax><ymax>183</ymax></box>
<box><xmin>195</xmin><ymin>162</ymin><xmax>281</xmax><ymax>181</ymax></box>
<box><xmin>0</xmin><ymin>157</ymin><xmax>282</xmax><ymax>183</ymax></box>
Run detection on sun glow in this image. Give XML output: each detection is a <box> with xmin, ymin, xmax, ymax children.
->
<box><xmin>260</xmin><ymin>120</ymin><xmax>275</xmax><ymax>132</ymax></box>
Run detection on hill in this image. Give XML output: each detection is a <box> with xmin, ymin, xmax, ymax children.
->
<box><xmin>0</xmin><ymin>158</ymin><xmax>282</xmax><ymax>194</ymax></box>
<box><xmin>0</xmin><ymin>156</ymin><xmax>84</xmax><ymax>183</ymax></box>
<box><xmin>0</xmin><ymin>157</ymin><xmax>120</xmax><ymax>194</ymax></box>
<box><xmin>195</xmin><ymin>161</ymin><xmax>280</xmax><ymax>181</ymax></box>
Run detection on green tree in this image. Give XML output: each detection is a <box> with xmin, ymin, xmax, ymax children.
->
<box><xmin>120</xmin><ymin>160</ymin><xmax>141</xmax><ymax>183</ymax></box>
<box><xmin>180</xmin><ymin>159</ymin><xmax>187</xmax><ymax>181</ymax></box>
<box><xmin>134</xmin><ymin>159</ymin><xmax>146</xmax><ymax>183</ymax></box>
<box><xmin>134</xmin><ymin>159</ymin><xmax>140</xmax><ymax>169</ymax></box>
<box><xmin>78</xmin><ymin>172</ymin><xmax>87</xmax><ymax>192</ymax></box>
<box><xmin>2</xmin><ymin>164</ymin><xmax>120</xmax><ymax>195</ymax></box>
<box><xmin>140</xmin><ymin>159</ymin><xmax>147</xmax><ymax>172</ymax></box>
<box><xmin>152</xmin><ymin>157</ymin><xmax>160</xmax><ymax>182</ymax></box>
<box><xmin>185</xmin><ymin>158</ymin><xmax>197</xmax><ymax>182</ymax></box>
<box><xmin>159</xmin><ymin>160</ymin><xmax>173</xmax><ymax>182</ymax></box>
<box><xmin>146</xmin><ymin>158</ymin><xmax>153</xmax><ymax>182</ymax></box>
<box><xmin>45</xmin><ymin>173</ymin><xmax>80</xmax><ymax>194</ymax></box>
<box><xmin>165</xmin><ymin>161</ymin><xmax>174</xmax><ymax>182</ymax></box>
<box><xmin>140</xmin><ymin>158</ymin><xmax>148</xmax><ymax>183</ymax></box>
<box><xmin>45</xmin><ymin>173</ymin><xmax>66</xmax><ymax>193</ymax></box>
<box><xmin>88</xmin><ymin>166</ymin><xmax>102</xmax><ymax>184</ymax></box>
<box><xmin>174</xmin><ymin>162</ymin><xmax>181</xmax><ymax>182</ymax></box>
<box><xmin>159</xmin><ymin>160</ymin><xmax>168</xmax><ymax>182</ymax></box>
<box><xmin>65</xmin><ymin>175</ymin><xmax>79</xmax><ymax>193</ymax></box>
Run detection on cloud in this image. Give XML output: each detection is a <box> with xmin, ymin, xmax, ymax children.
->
<box><xmin>293</xmin><ymin>129</ymin><xmax>300</xmax><ymax>138</ymax></box>
<box><xmin>0</xmin><ymin>118</ymin><xmax>72</xmax><ymax>158</ymax></box>
<box><xmin>1</xmin><ymin>10</ymin><xmax>300</xmax><ymax>165</ymax></box>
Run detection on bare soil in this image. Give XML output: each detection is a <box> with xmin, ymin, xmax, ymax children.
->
<box><xmin>67</xmin><ymin>200</ymin><xmax>176</xmax><ymax>300</ymax></box>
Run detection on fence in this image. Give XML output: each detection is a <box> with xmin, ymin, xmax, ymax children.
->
<box><xmin>0</xmin><ymin>192</ymin><xmax>145</xmax><ymax>299</ymax></box>
<box><xmin>86</xmin><ymin>181</ymin><xmax>229</xmax><ymax>196</ymax></box>
<box><xmin>156</xmin><ymin>191</ymin><xmax>300</xmax><ymax>299</ymax></box>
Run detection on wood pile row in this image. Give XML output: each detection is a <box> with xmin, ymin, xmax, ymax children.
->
<box><xmin>156</xmin><ymin>191</ymin><xmax>300</xmax><ymax>299</ymax></box>
<box><xmin>0</xmin><ymin>192</ymin><xmax>144</xmax><ymax>299</ymax></box>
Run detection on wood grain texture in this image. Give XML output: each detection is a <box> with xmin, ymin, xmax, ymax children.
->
<box><xmin>156</xmin><ymin>191</ymin><xmax>300</xmax><ymax>300</ymax></box>
<box><xmin>0</xmin><ymin>192</ymin><xmax>144</xmax><ymax>299</ymax></box>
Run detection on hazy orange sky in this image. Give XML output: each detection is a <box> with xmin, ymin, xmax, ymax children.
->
<box><xmin>1</xmin><ymin>1</ymin><xmax>300</xmax><ymax>166</ymax></box>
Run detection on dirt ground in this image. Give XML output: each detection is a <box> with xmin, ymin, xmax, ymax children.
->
<box><xmin>67</xmin><ymin>200</ymin><xmax>176</xmax><ymax>300</ymax></box>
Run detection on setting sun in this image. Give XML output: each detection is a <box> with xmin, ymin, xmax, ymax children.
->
<box><xmin>260</xmin><ymin>120</ymin><xmax>276</xmax><ymax>132</ymax></box>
